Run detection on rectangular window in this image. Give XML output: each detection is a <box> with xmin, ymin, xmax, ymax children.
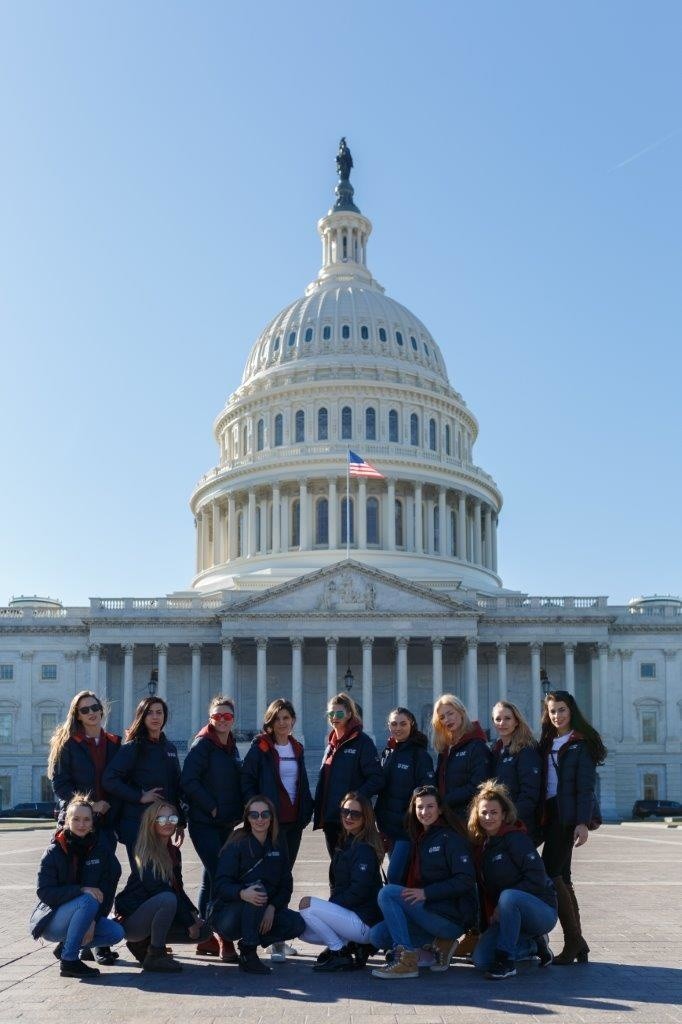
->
<box><xmin>642</xmin><ymin>712</ymin><xmax>657</xmax><ymax>744</ymax></box>
<box><xmin>41</xmin><ymin>713</ymin><xmax>58</xmax><ymax>745</ymax></box>
<box><xmin>642</xmin><ymin>772</ymin><xmax>659</xmax><ymax>801</ymax></box>
<box><xmin>41</xmin><ymin>664</ymin><xmax>57</xmax><ymax>681</ymax></box>
<box><xmin>0</xmin><ymin>714</ymin><xmax>13</xmax><ymax>745</ymax></box>
<box><xmin>0</xmin><ymin>775</ymin><xmax>11</xmax><ymax>810</ymax></box>
<box><xmin>40</xmin><ymin>776</ymin><xmax>53</xmax><ymax>802</ymax></box>
<box><xmin>0</xmin><ymin>665</ymin><xmax>14</xmax><ymax>681</ymax></box>
<box><xmin>640</xmin><ymin>662</ymin><xmax>656</xmax><ymax>680</ymax></box>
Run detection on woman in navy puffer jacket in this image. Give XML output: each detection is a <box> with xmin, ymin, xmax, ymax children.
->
<box><xmin>375</xmin><ymin>706</ymin><xmax>434</xmax><ymax>850</ymax></box>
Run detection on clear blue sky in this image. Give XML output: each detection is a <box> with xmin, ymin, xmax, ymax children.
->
<box><xmin>1</xmin><ymin>2</ymin><xmax>680</xmax><ymax>607</ymax></box>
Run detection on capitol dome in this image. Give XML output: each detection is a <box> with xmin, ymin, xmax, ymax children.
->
<box><xmin>190</xmin><ymin>142</ymin><xmax>503</xmax><ymax>595</ymax></box>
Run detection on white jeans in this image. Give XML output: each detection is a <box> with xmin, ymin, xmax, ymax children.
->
<box><xmin>300</xmin><ymin>897</ymin><xmax>371</xmax><ymax>951</ymax></box>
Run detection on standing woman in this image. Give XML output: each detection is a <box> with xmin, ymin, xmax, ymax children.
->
<box><xmin>29</xmin><ymin>794</ymin><xmax>124</xmax><ymax>979</ymax></box>
<box><xmin>181</xmin><ymin>695</ymin><xmax>243</xmax><ymax>962</ymax></box>
<box><xmin>115</xmin><ymin>802</ymin><xmax>203</xmax><ymax>972</ymax></box>
<box><xmin>539</xmin><ymin>689</ymin><xmax>606</xmax><ymax>965</ymax></box>
<box><xmin>375</xmin><ymin>707</ymin><xmax>435</xmax><ymax>851</ymax></box>
<box><xmin>433</xmin><ymin>695</ymin><xmax>493</xmax><ymax>820</ymax></box>
<box><xmin>298</xmin><ymin>792</ymin><xmax>384</xmax><ymax>971</ymax></box>
<box><xmin>48</xmin><ymin>690</ymin><xmax>122</xmax><ymax>964</ymax></box>
<box><xmin>211</xmin><ymin>796</ymin><xmax>305</xmax><ymax>975</ymax></box>
<box><xmin>490</xmin><ymin>701</ymin><xmax>543</xmax><ymax>842</ymax></box>
<box><xmin>103</xmin><ymin>696</ymin><xmax>184</xmax><ymax>868</ymax></box>
<box><xmin>468</xmin><ymin>781</ymin><xmax>557</xmax><ymax>979</ymax></box>
<box><xmin>369</xmin><ymin>785</ymin><xmax>478</xmax><ymax>980</ymax></box>
<box><xmin>314</xmin><ymin>692</ymin><xmax>383</xmax><ymax>857</ymax></box>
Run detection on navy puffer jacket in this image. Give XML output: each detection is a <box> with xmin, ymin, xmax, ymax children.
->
<box><xmin>314</xmin><ymin>726</ymin><xmax>383</xmax><ymax>827</ymax></box>
<box><xmin>480</xmin><ymin>823</ymin><xmax>557</xmax><ymax>912</ymax></box>
<box><xmin>241</xmin><ymin>733</ymin><xmax>314</xmax><ymax>828</ymax></box>
<box><xmin>213</xmin><ymin>833</ymin><xmax>294</xmax><ymax>911</ymax></box>
<box><xmin>405</xmin><ymin>823</ymin><xmax>478</xmax><ymax>928</ymax></box>
<box><xmin>102</xmin><ymin>734</ymin><xmax>184</xmax><ymax>829</ymax></box>
<box><xmin>375</xmin><ymin>733</ymin><xmax>435</xmax><ymax>840</ymax></box>
<box><xmin>491</xmin><ymin>740</ymin><xmax>543</xmax><ymax>841</ymax></box>
<box><xmin>545</xmin><ymin>731</ymin><xmax>597</xmax><ymax>826</ymax></box>
<box><xmin>329</xmin><ymin>836</ymin><xmax>383</xmax><ymax>925</ymax></box>
<box><xmin>51</xmin><ymin>731</ymin><xmax>122</xmax><ymax>828</ymax></box>
<box><xmin>181</xmin><ymin>726</ymin><xmax>243</xmax><ymax>826</ymax></box>
<box><xmin>437</xmin><ymin>723</ymin><xmax>494</xmax><ymax>819</ymax></box>
<box><xmin>115</xmin><ymin>846</ymin><xmax>197</xmax><ymax>928</ymax></box>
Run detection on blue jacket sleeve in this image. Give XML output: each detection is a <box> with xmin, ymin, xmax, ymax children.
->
<box><xmin>240</xmin><ymin>745</ymin><xmax>262</xmax><ymax>804</ymax></box>
<box><xmin>36</xmin><ymin>849</ymin><xmax>81</xmax><ymax>909</ymax></box>
<box><xmin>102</xmin><ymin>743</ymin><xmax>143</xmax><ymax>804</ymax></box>
<box><xmin>514</xmin><ymin>746</ymin><xmax>543</xmax><ymax>826</ymax></box>
<box><xmin>51</xmin><ymin>745</ymin><xmax>77</xmax><ymax>804</ymax></box>
<box><xmin>575</xmin><ymin>745</ymin><xmax>597</xmax><ymax>826</ymax></box>
<box><xmin>504</xmin><ymin>833</ymin><xmax>550</xmax><ymax>898</ymax></box>
<box><xmin>181</xmin><ymin>740</ymin><xmax>216</xmax><ymax>817</ymax></box>
<box><xmin>355</xmin><ymin>735</ymin><xmax>383</xmax><ymax>799</ymax></box>
<box><xmin>414</xmin><ymin>748</ymin><xmax>435</xmax><ymax>787</ymax></box>
<box><xmin>213</xmin><ymin>842</ymin><xmax>245</xmax><ymax>904</ymax></box>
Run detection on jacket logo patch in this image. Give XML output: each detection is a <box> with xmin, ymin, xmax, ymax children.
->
<box><xmin>266</xmin><ymin>850</ymin><xmax>280</xmax><ymax>857</ymax></box>
<box><xmin>455</xmin><ymin>751</ymin><xmax>466</xmax><ymax>757</ymax></box>
<box><xmin>167</xmin><ymin>752</ymin><xmax>178</xmax><ymax>758</ymax></box>
<box><xmin>359</xmin><ymin>863</ymin><xmax>367</xmax><ymax>871</ymax></box>
<box><xmin>502</xmin><ymin>756</ymin><xmax>513</xmax><ymax>764</ymax></box>
<box><xmin>460</xmin><ymin>855</ymin><xmax>469</xmax><ymax>863</ymax></box>
<box><xmin>396</xmin><ymin>763</ymin><xmax>409</xmax><ymax>770</ymax></box>
<box><xmin>428</xmin><ymin>845</ymin><xmax>441</xmax><ymax>853</ymax></box>
<box><xmin>84</xmin><ymin>858</ymin><xmax>100</xmax><ymax>866</ymax></box>
<box><xmin>344</xmin><ymin>749</ymin><xmax>357</xmax><ymax>755</ymax></box>
<box><xmin>493</xmin><ymin>853</ymin><xmax>503</xmax><ymax>861</ymax></box>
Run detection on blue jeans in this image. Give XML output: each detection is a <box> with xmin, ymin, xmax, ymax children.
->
<box><xmin>473</xmin><ymin>889</ymin><xmax>558</xmax><ymax>967</ymax></box>
<box><xmin>213</xmin><ymin>902</ymin><xmax>305</xmax><ymax>949</ymax></box>
<box><xmin>369</xmin><ymin>884</ymin><xmax>464</xmax><ymax>952</ymax></box>
<box><xmin>41</xmin><ymin>894</ymin><xmax>124</xmax><ymax>961</ymax></box>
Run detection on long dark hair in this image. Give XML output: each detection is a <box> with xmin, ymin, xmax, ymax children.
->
<box><xmin>405</xmin><ymin>784</ymin><xmax>466</xmax><ymax>841</ymax></box>
<box><xmin>387</xmin><ymin>706</ymin><xmax>427</xmax><ymax>746</ymax></box>
<box><xmin>539</xmin><ymin>690</ymin><xmax>607</xmax><ymax>765</ymax></box>
<box><xmin>126</xmin><ymin>697</ymin><xmax>169</xmax><ymax>742</ymax></box>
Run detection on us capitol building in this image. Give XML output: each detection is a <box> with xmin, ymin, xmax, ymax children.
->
<box><xmin>1</xmin><ymin>142</ymin><xmax>680</xmax><ymax>819</ymax></box>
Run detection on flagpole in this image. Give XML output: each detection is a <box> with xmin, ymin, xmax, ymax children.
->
<box><xmin>346</xmin><ymin>449</ymin><xmax>350</xmax><ymax>560</ymax></box>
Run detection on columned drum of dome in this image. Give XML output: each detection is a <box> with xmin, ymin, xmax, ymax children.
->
<box><xmin>190</xmin><ymin>143</ymin><xmax>503</xmax><ymax>594</ymax></box>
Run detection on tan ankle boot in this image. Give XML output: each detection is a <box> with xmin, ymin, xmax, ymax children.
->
<box><xmin>372</xmin><ymin>946</ymin><xmax>419</xmax><ymax>979</ymax></box>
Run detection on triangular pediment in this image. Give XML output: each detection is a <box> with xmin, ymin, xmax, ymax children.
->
<box><xmin>223</xmin><ymin>560</ymin><xmax>475</xmax><ymax>619</ymax></box>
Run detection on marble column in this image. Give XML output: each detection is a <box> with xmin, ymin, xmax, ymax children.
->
<box><xmin>530</xmin><ymin>642</ymin><xmax>542</xmax><ymax>731</ymax></box>
<box><xmin>290</xmin><ymin>637</ymin><xmax>305</xmax><ymax>746</ymax></box>
<box><xmin>256</xmin><ymin>639</ymin><xmax>268</xmax><ymax>727</ymax></box>
<box><xmin>414</xmin><ymin>484</ymin><xmax>423</xmax><ymax>554</ymax></box>
<box><xmin>387</xmin><ymin>479</ymin><xmax>396</xmax><ymax>551</ymax></box>
<box><xmin>396</xmin><ymin>636</ymin><xmax>409</xmax><ymax>707</ymax></box>
<box><xmin>361</xmin><ymin>637</ymin><xmax>374</xmax><ymax>739</ymax></box>
<box><xmin>195</xmin><ymin>514</ymin><xmax>202</xmax><ymax>572</ymax></box>
<box><xmin>496</xmin><ymin>641</ymin><xmax>508</xmax><ymax>702</ymax></box>
<box><xmin>221</xmin><ymin>638</ymin><xmax>235</xmax><ymax>694</ymax></box>
<box><xmin>89</xmin><ymin>643</ymin><xmax>101</xmax><ymax>691</ymax></box>
<box><xmin>271</xmin><ymin>484</ymin><xmax>281</xmax><ymax>554</ymax></box>
<box><xmin>326</xmin><ymin>637</ymin><xmax>338</xmax><ymax>703</ymax></box>
<box><xmin>299</xmin><ymin>479</ymin><xmax>309</xmax><ymax>551</ymax></box>
<box><xmin>621</xmin><ymin>650</ymin><xmax>634</xmax><ymax>741</ymax></box>
<box><xmin>438</xmin><ymin>487</ymin><xmax>446</xmax><ymax>556</ymax></box>
<box><xmin>589</xmin><ymin>645</ymin><xmax>599</xmax><ymax>725</ymax></box>
<box><xmin>212</xmin><ymin>501</ymin><xmax>222</xmax><ymax>565</ymax></box>
<box><xmin>473</xmin><ymin>500</ymin><xmax>482</xmax><ymax>565</ymax></box>
<box><xmin>457</xmin><ymin>493</ymin><xmax>467</xmax><ymax>560</ymax></box>
<box><xmin>18</xmin><ymin>652</ymin><xmax>33</xmax><ymax>749</ymax></box>
<box><xmin>492</xmin><ymin>515</ymin><xmax>498</xmax><ymax>572</ymax></box>
<box><xmin>247</xmin><ymin>489</ymin><xmax>257</xmax><ymax>558</ymax></box>
<box><xmin>598</xmin><ymin>643</ymin><xmax>610</xmax><ymax>737</ymax></box>
<box><xmin>227</xmin><ymin>494</ymin><xmax>236</xmax><ymax>561</ymax></box>
<box><xmin>563</xmin><ymin>642</ymin><xmax>576</xmax><ymax>695</ymax></box>
<box><xmin>426</xmin><ymin>497</ymin><xmax>435</xmax><ymax>553</ymax></box>
<box><xmin>431</xmin><ymin>636</ymin><xmax>444</xmax><ymax>703</ymax></box>
<box><xmin>465</xmin><ymin>637</ymin><xmax>478</xmax><ymax>720</ymax></box>
<box><xmin>156</xmin><ymin>643</ymin><xmax>168</xmax><ymax>701</ymax></box>
<box><xmin>202</xmin><ymin>509</ymin><xmax>211</xmax><ymax>568</ymax></box>
<box><xmin>664</xmin><ymin>649</ymin><xmax>679</xmax><ymax>745</ymax></box>
<box><xmin>484</xmin><ymin>507</ymin><xmax>493</xmax><ymax>568</ymax></box>
<box><xmin>358</xmin><ymin>480</ymin><xmax>367</xmax><ymax>548</ymax></box>
<box><xmin>190</xmin><ymin>644</ymin><xmax>202</xmax><ymax>735</ymax></box>
<box><xmin>122</xmin><ymin>643</ymin><xmax>135</xmax><ymax>731</ymax></box>
<box><xmin>328</xmin><ymin>478</ymin><xmax>338</xmax><ymax>549</ymax></box>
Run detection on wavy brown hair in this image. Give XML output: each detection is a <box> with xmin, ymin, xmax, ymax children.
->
<box><xmin>263</xmin><ymin>698</ymin><xmax>296</xmax><ymax>736</ymax></box>
<box><xmin>338</xmin><ymin>791</ymin><xmax>385</xmax><ymax>862</ymax></box>
<box><xmin>48</xmin><ymin>690</ymin><xmax>107</xmax><ymax>778</ymax></box>
<box><xmin>467</xmin><ymin>779</ymin><xmax>518</xmax><ymax>843</ymax></box>
<box><xmin>126</xmin><ymin>696</ymin><xmax>169</xmax><ymax>742</ymax></box>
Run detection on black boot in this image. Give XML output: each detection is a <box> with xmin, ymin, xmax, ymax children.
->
<box><xmin>238</xmin><ymin>942</ymin><xmax>271</xmax><ymax>974</ymax></box>
<box><xmin>94</xmin><ymin>946</ymin><xmax>119</xmax><ymax>965</ymax></box>
<box><xmin>312</xmin><ymin>945</ymin><xmax>354</xmax><ymax>972</ymax></box>
<box><xmin>142</xmin><ymin>945</ymin><xmax>182</xmax><ymax>972</ymax></box>
<box><xmin>126</xmin><ymin>937</ymin><xmax>150</xmax><ymax>964</ymax></box>
<box><xmin>60</xmin><ymin>958</ymin><xmax>101</xmax><ymax>979</ymax></box>
<box><xmin>352</xmin><ymin>943</ymin><xmax>378</xmax><ymax>969</ymax></box>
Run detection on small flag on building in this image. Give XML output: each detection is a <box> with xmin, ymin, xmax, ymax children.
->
<box><xmin>348</xmin><ymin>449</ymin><xmax>385</xmax><ymax>479</ymax></box>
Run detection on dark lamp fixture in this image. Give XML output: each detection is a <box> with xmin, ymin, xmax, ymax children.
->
<box><xmin>540</xmin><ymin>668</ymin><xmax>550</xmax><ymax>697</ymax></box>
<box><xmin>148</xmin><ymin>668</ymin><xmax>158</xmax><ymax>696</ymax></box>
<box><xmin>343</xmin><ymin>665</ymin><xmax>354</xmax><ymax>691</ymax></box>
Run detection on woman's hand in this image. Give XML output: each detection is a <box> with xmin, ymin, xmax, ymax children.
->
<box><xmin>172</xmin><ymin>828</ymin><xmax>185</xmax><ymax>848</ymax></box>
<box><xmin>240</xmin><ymin>884</ymin><xmax>268</xmax><ymax>907</ymax></box>
<box><xmin>140</xmin><ymin>788</ymin><xmax>164</xmax><ymax>805</ymax></box>
<box><xmin>401</xmin><ymin>887</ymin><xmax>426</xmax><ymax>904</ymax></box>
<box><xmin>81</xmin><ymin>886</ymin><xmax>104</xmax><ymax>903</ymax></box>
<box><xmin>573</xmin><ymin>824</ymin><xmax>589</xmax><ymax>848</ymax></box>
<box><xmin>259</xmin><ymin>905</ymin><xmax>275</xmax><ymax>934</ymax></box>
<box><xmin>91</xmin><ymin>800</ymin><xmax>110</xmax><ymax>815</ymax></box>
<box><xmin>298</xmin><ymin>896</ymin><xmax>311</xmax><ymax>910</ymax></box>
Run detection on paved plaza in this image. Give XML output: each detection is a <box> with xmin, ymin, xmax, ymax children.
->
<box><xmin>0</xmin><ymin>822</ymin><xmax>680</xmax><ymax>1024</ymax></box>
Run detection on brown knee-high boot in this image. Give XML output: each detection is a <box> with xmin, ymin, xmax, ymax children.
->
<box><xmin>566</xmin><ymin>883</ymin><xmax>589</xmax><ymax>961</ymax></box>
<box><xmin>552</xmin><ymin>877</ymin><xmax>587</xmax><ymax>965</ymax></box>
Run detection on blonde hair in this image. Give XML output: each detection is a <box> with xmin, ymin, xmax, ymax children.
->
<box><xmin>48</xmin><ymin>691</ymin><xmax>107</xmax><ymax>779</ymax></box>
<box><xmin>64</xmin><ymin>792</ymin><xmax>95</xmax><ymax>831</ymax></box>
<box><xmin>467</xmin><ymin>779</ymin><xmax>518</xmax><ymax>843</ymax></box>
<box><xmin>491</xmin><ymin>700</ymin><xmax>535</xmax><ymax>756</ymax></box>
<box><xmin>431</xmin><ymin>694</ymin><xmax>471</xmax><ymax>753</ymax></box>
<box><xmin>134</xmin><ymin>802</ymin><xmax>177</xmax><ymax>882</ymax></box>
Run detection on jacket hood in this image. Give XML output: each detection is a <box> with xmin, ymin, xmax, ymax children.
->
<box><xmin>327</xmin><ymin>718</ymin><xmax>362</xmax><ymax>748</ymax></box>
<box><xmin>196</xmin><ymin>723</ymin><xmax>237</xmax><ymax>752</ymax></box>
<box><xmin>73</xmin><ymin>728</ymin><xmax>119</xmax><ymax>746</ymax></box>
<box><xmin>255</xmin><ymin>732</ymin><xmax>304</xmax><ymax>759</ymax></box>
<box><xmin>54</xmin><ymin>828</ymin><xmax>97</xmax><ymax>855</ymax></box>
<box><xmin>451</xmin><ymin>721</ymin><xmax>488</xmax><ymax>750</ymax></box>
<box><xmin>386</xmin><ymin>730</ymin><xmax>429</xmax><ymax>752</ymax></box>
<box><xmin>484</xmin><ymin>820</ymin><xmax>528</xmax><ymax>845</ymax></box>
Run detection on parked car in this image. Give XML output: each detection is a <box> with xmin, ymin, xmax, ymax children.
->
<box><xmin>0</xmin><ymin>802</ymin><xmax>58</xmax><ymax>819</ymax></box>
<box><xmin>632</xmin><ymin>799</ymin><xmax>682</xmax><ymax>820</ymax></box>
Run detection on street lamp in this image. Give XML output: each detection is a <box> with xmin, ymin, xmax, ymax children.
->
<box><xmin>540</xmin><ymin>668</ymin><xmax>551</xmax><ymax>698</ymax></box>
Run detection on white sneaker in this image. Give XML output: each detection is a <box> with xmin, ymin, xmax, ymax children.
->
<box><xmin>270</xmin><ymin>942</ymin><xmax>286</xmax><ymax>962</ymax></box>
<box><xmin>283</xmin><ymin>942</ymin><xmax>298</xmax><ymax>956</ymax></box>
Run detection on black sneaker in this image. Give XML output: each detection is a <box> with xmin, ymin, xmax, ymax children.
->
<box><xmin>94</xmin><ymin>946</ymin><xmax>119</xmax><ymax>965</ymax></box>
<box><xmin>79</xmin><ymin>948</ymin><xmax>95</xmax><ymax>962</ymax></box>
<box><xmin>486</xmin><ymin>951</ymin><xmax>516</xmax><ymax>979</ymax></box>
<box><xmin>534</xmin><ymin>934</ymin><xmax>553</xmax><ymax>968</ymax></box>
<box><xmin>238</xmin><ymin>945</ymin><xmax>271</xmax><ymax>975</ymax></box>
<box><xmin>315</xmin><ymin>947</ymin><xmax>332</xmax><ymax>965</ymax></box>
<box><xmin>312</xmin><ymin>946</ymin><xmax>355</xmax><ymax>972</ymax></box>
<box><xmin>60</xmin><ymin>958</ymin><xmax>101</xmax><ymax>979</ymax></box>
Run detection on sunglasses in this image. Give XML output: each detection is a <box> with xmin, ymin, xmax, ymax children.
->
<box><xmin>211</xmin><ymin>712</ymin><xmax>235</xmax><ymax>722</ymax></box>
<box><xmin>78</xmin><ymin>703</ymin><xmax>102</xmax><ymax>716</ymax></box>
<box><xmin>327</xmin><ymin>710</ymin><xmax>347</xmax><ymax>720</ymax></box>
<box><xmin>340</xmin><ymin>807</ymin><xmax>363</xmax><ymax>820</ymax></box>
<box><xmin>155</xmin><ymin>814</ymin><xmax>179</xmax><ymax>826</ymax></box>
<box><xmin>247</xmin><ymin>810</ymin><xmax>272</xmax><ymax>820</ymax></box>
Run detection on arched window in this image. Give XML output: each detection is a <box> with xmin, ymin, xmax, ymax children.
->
<box><xmin>317</xmin><ymin>407</ymin><xmax>328</xmax><ymax>441</ymax></box>
<box><xmin>429</xmin><ymin>418</ymin><xmax>437</xmax><ymax>451</ymax></box>
<box><xmin>342</xmin><ymin>324</ymin><xmax>350</xmax><ymax>340</ymax></box>
<box><xmin>365</xmin><ymin>406</ymin><xmax>376</xmax><ymax>440</ymax></box>
<box><xmin>389</xmin><ymin>409</ymin><xmax>399</xmax><ymax>442</ymax></box>
<box><xmin>342</xmin><ymin>234</ymin><xmax>348</xmax><ymax>259</ymax></box>
<box><xmin>444</xmin><ymin>423</ymin><xmax>451</xmax><ymax>456</ymax></box>
<box><xmin>288</xmin><ymin>331</ymin><xmax>296</xmax><ymax>347</ymax></box>
<box><xmin>411</xmin><ymin>335</ymin><xmax>418</xmax><ymax>350</ymax></box>
<box><xmin>304</xmin><ymin>327</ymin><xmax>313</xmax><ymax>342</ymax></box>
<box><xmin>367</xmin><ymin>497</ymin><xmax>379</xmax><ymax>545</ymax></box>
<box><xmin>274</xmin><ymin>414</ymin><xmax>283</xmax><ymax>447</ymax></box>
<box><xmin>395</xmin><ymin>499</ymin><xmax>404</xmax><ymax>547</ymax></box>
<box><xmin>273</xmin><ymin>335</ymin><xmax>281</xmax><ymax>351</ymax></box>
<box><xmin>395</xmin><ymin>331</ymin><xmax>403</xmax><ymax>346</ymax></box>
<box><xmin>433</xmin><ymin>505</ymin><xmax>440</xmax><ymax>553</ymax></box>
<box><xmin>323</xmin><ymin>325</ymin><xmax>332</xmax><ymax>341</ymax></box>
<box><xmin>256</xmin><ymin>418</ymin><xmax>264</xmax><ymax>452</ymax></box>
<box><xmin>316</xmin><ymin>498</ymin><xmax>329</xmax><ymax>545</ymax></box>
<box><xmin>410</xmin><ymin>413</ymin><xmax>419</xmax><ymax>446</ymax></box>
<box><xmin>237</xmin><ymin>512</ymin><xmax>244</xmax><ymax>557</ymax></box>
<box><xmin>295</xmin><ymin>409</ymin><xmax>305</xmax><ymax>443</ymax></box>
<box><xmin>341</xmin><ymin>406</ymin><xmax>352</xmax><ymax>439</ymax></box>
<box><xmin>291</xmin><ymin>500</ymin><xmax>300</xmax><ymax>547</ymax></box>
<box><xmin>341</xmin><ymin>497</ymin><xmax>354</xmax><ymax>544</ymax></box>
<box><xmin>360</xmin><ymin>325</ymin><xmax>369</xmax><ymax>340</ymax></box>
<box><xmin>379</xmin><ymin>327</ymin><xmax>387</xmax><ymax>342</ymax></box>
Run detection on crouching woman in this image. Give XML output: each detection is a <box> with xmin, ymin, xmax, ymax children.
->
<box><xmin>468</xmin><ymin>781</ymin><xmax>558</xmax><ymax>979</ymax></box>
<box><xmin>369</xmin><ymin>785</ymin><xmax>478</xmax><ymax>979</ymax></box>
<box><xmin>211</xmin><ymin>796</ymin><xmax>305</xmax><ymax>975</ymax></box>
<box><xmin>29</xmin><ymin>794</ymin><xmax>123</xmax><ymax>979</ymax></box>
<box><xmin>115</xmin><ymin>802</ymin><xmax>203</xmax><ymax>972</ymax></box>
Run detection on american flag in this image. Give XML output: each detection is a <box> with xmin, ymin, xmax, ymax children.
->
<box><xmin>348</xmin><ymin>449</ymin><xmax>385</xmax><ymax>479</ymax></box>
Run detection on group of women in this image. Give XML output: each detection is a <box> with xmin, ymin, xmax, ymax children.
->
<box><xmin>32</xmin><ymin>682</ymin><xmax>606</xmax><ymax>984</ymax></box>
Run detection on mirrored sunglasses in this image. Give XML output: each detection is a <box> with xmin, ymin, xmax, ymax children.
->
<box><xmin>211</xmin><ymin>712</ymin><xmax>235</xmax><ymax>722</ymax></box>
<box><xmin>155</xmin><ymin>814</ymin><xmax>179</xmax><ymax>826</ymax></box>
<box><xmin>327</xmin><ymin>710</ymin><xmax>346</xmax><ymax>720</ymax></box>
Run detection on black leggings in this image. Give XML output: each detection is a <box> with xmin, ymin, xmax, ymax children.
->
<box><xmin>541</xmin><ymin>798</ymin><xmax>575</xmax><ymax>883</ymax></box>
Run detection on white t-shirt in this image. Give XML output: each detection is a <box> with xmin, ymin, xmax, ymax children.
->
<box><xmin>546</xmin><ymin>733</ymin><xmax>572</xmax><ymax>799</ymax></box>
<box><xmin>275</xmin><ymin>741</ymin><xmax>299</xmax><ymax>803</ymax></box>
